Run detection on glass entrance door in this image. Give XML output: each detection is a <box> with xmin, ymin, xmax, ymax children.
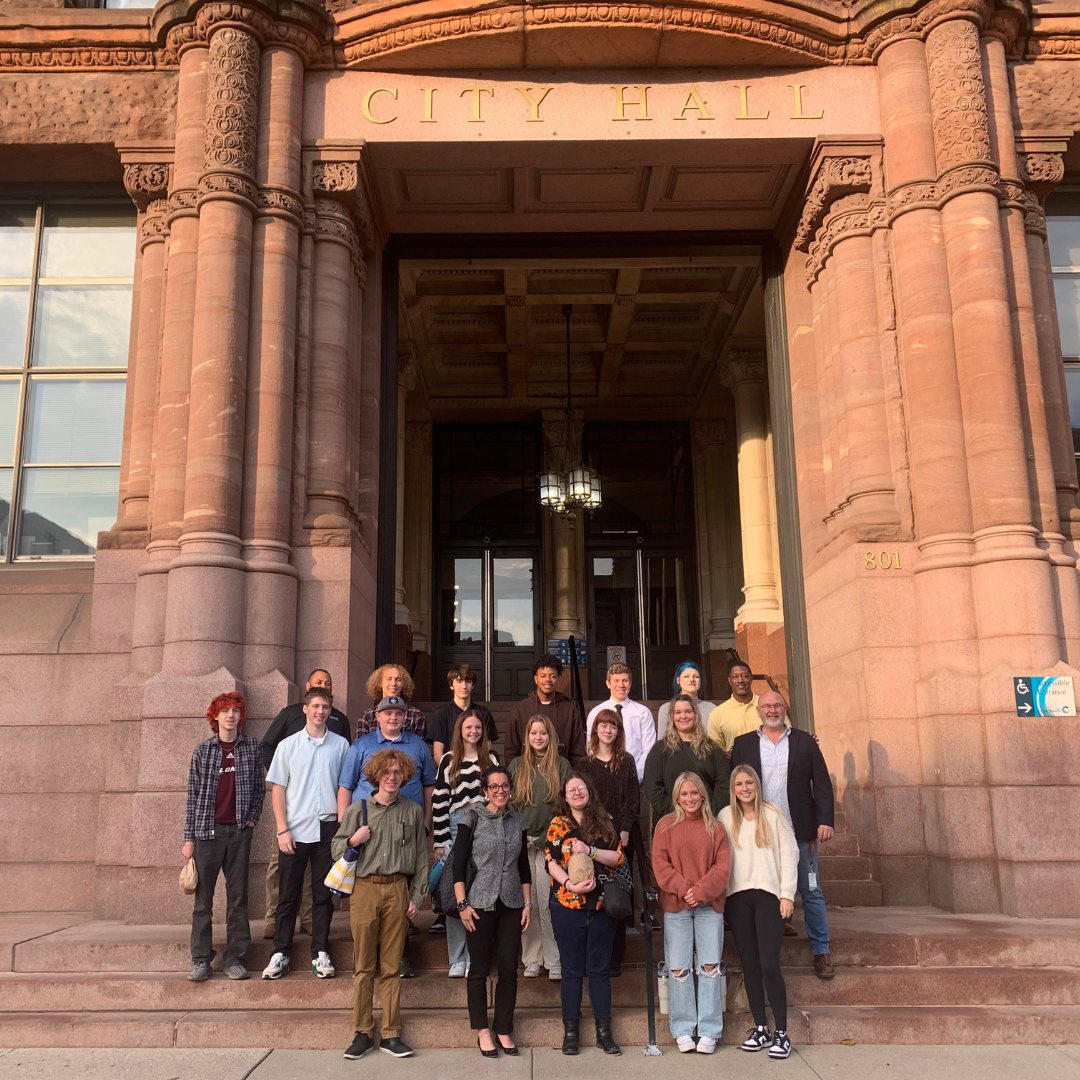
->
<box><xmin>437</xmin><ymin>551</ymin><xmax>540</xmax><ymax>701</ymax></box>
<box><xmin>587</xmin><ymin>549</ymin><xmax>696</xmax><ymax>700</ymax></box>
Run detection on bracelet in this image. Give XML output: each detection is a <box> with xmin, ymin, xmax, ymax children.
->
<box><xmin>456</xmin><ymin>899</ymin><xmax>469</xmax><ymax>912</ymax></box>
<box><xmin>523</xmin><ymin>902</ymin><xmax>533</xmax><ymax>909</ymax></box>
<box><xmin>590</xmin><ymin>846</ymin><xmax>597</xmax><ymax>859</ymax></box>
<box><xmin>277</xmin><ymin>829</ymin><xmax>290</xmax><ymax>836</ymax></box>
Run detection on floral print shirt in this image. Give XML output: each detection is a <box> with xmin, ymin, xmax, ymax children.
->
<box><xmin>544</xmin><ymin>815</ymin><xmax>625</xmax><ymax>911</ymax></box>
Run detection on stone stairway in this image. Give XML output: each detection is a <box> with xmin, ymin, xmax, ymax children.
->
<box><xmin>2</xmin><ymin>907</ymin><xmax>1079</xmax><ymax>1048</ymax></box>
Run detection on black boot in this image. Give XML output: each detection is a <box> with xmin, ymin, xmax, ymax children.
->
<box><xmin>561</xmin><ymin>1019</ymin><xmax>579</xmax><ymax>1056</ymax></box>
<box><xmin>595</xmin><ymin>1020</ymin><xmax>621</xmax><ymax>1056</ymax></box>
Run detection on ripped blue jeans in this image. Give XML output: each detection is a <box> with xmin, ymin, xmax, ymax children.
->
<box><xmin>663</xmin><ymin>906</ymin><xmax>725</xmax><ymax>1040</ymax></box>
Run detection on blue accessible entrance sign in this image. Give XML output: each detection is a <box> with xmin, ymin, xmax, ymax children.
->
<box><xmin>1012</xmin><ymin>676</ymin><xmax>1076</xmax><ymax>716</ymax></box>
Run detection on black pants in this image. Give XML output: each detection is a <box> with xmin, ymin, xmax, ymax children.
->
<box><xmin>465</xmin><ymin>900</ymin><xmax>522</xmax><ymax>1034</ymax></box>
<box><xmin>191</xmin><ymin>823</ymin><xmax>253</xmax><ymax>965</ymax></box>
<box><xmin>725</xmin><ymin>889</ymin><xmax>787</xmax><ymax>1031</ymax></box>
<box><xmin>274</xmin><ymin>819</ymin><xmax>336</xmax><ymax>960</ymax></box>
<box><xmin>549</xmin><ymin>899</ymin><xmax>616</xmax><ymax>1021</ymax></box>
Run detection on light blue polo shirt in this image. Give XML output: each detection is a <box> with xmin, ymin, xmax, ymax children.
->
<box><xmin>338</xmin><ymin>728</ymin><xmax>436</xmax><ymax>807</ymax></box>
<box><xmin>266</xmin><ymin>727</ymin><xmax>349</xmax><ymax>843</ymax></box>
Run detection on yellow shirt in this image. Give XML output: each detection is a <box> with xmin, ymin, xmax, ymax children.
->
<box><xmin>708</xmin><ymin>694</ymin><xmax>787</xmax><ymax>753</ymax></box>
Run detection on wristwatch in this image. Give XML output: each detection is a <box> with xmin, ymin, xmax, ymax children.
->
<box><xmin>456</xmin><ymin>899</ymin><xmax>469</xmax><ymax>912</ymax></box>
<box><xmin>523</xmin><ymin>902</ymin><xmax>533</xmax><ymax>909</ymax></box>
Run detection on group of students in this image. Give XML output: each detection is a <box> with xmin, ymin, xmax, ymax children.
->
<box><xmin>183</xmin><ymin>653</ymin><xmax>833</xmax><ymax>1061</ymax></box>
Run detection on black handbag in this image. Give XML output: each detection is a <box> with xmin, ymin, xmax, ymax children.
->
<box><xmin>599</xmin><ymin>858</ymin><xmax>633</xmax><ymax>920</ymax></box>
<box><xmin>432</xmin><ymin>808</ymin><xmax>478</xmax><ymax>917</ymax></box>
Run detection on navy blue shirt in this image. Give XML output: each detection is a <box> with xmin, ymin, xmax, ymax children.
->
<box><xmin>338</xmin><ymin>728</ymin><xmax>437</xmax><ymax>806</ymax></box>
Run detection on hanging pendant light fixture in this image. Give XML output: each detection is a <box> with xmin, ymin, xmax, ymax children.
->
<box><xmin>539</xmin><ymin>305</ymin><xmax>601</xmax><ymax>516</ymax></box>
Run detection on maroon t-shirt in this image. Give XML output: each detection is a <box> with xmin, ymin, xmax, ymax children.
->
<box><xmin>214</xmin><ymin>739</ymin><xmax>238</xmax><ymax>824</ymax></box>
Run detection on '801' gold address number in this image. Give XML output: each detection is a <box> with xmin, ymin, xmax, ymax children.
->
<box><xmin>864</xmin><ymin>551</ymin><xmax>902</xmax><ymax>570</ymax></box>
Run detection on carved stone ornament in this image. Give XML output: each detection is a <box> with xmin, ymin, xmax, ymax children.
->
<box><xmin>257</xmin><ymin>187</ymin><xmax>305</xmax><ymax>223</ymax></box>
<box><xmin>691</xmin><ymin>419</ymin><xmax>727</xmax><ymax>448</ymax></box>
<box><xmin>723</xmin><ymin>350</ymin><xmax>766</xmax><ymax>386</ymax></box>
<box><xmin>1018</xmin><ymin>152</ymin><xmax>1065</xmax><ymax>198</ymax></box>
<box><xmin>405</xmin><ymin>421</ymin><xmax>433</xmax><ymax>451</ymax></box>
<box><xmin>203</xmin><ymin>27</ymin><xmax>260</xmax><ymax>178</ymax></box>
<box><xmin>168</xmin><ymin>188</ymin><xmax>200</xmax><ymax>222</ymax></box>
<box><xmin>398</xmin><ymin>344</ymin><xmax>419</xmax><ymax>393</ymax></box>
<box><xmin>162</xmin><ymin>1</ymin><xmax>327</xmax><ymax>66</ymax></box>
<box><xmin>859</xmin><ymin>0</ymin><xmax>999</xmax><ymax>61</ymax></box>
<box><xmin>123</xmin><ymin>163</ymin><xmax>171</xmax><ymax>211</ymax></box>
<box><xmin>312</xmin><ymin>162</ymin><xmax>358</xmax><ymax>194</ymax></box>
<box><xmin>806</xmin><ymin>193</ymin><xmax>887</xmax><ymax>284</ymax></box>
<box><xmin>0</xmin><ymin>47</ymin><xmax>158</xmax><ymax>70</ymax></box>
<box><xmin>796</xmin><ymin>156</ymin><xmax>874</xmax><ymax>252</ymax></box>
<box><xmin>885</xmin><ymin>162</ymin><xmax>999</xmax><ymax>223</ymax></box>
<box><xmin>311</xmin><ymin>161</ymin><xmax>376</xmax><ymax>253</ymax></box>
<box><xmin>925</xmin><ymin>19</ymin><xmax>993</xmax><ymax>173</ymax></box>
<box><xmin>1022</xmin><ymin>190</ymin><xmax>1047</xmax><ymax>236</ymax></box>
<box><xmin>139</xmin><ymin>199</ymin><xmax>171</xmax><ymax>248</ymax></box>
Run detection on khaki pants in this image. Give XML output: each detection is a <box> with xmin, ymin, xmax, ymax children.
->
<box><xmin>265</xmin><ymin>832</ymin><xmax>313</xmax><ymax>927</ymax></box>
<box><xmin>520</xmin><ymin>842</ymin><xmax>560</xmax><ymax>970</ymax></box>
<box><xmin>351</xmin><ymin>876</ymin><xmax>410</xmax><ymax>1038</ymax></box>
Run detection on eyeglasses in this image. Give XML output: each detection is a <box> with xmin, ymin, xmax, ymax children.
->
<box><xmin>486</xmin><ymin>783</ymin><xmax>510</xmax><ymax>793</ymax></box>
<box><xmin>565</xmin><ymin>787</ymin><xmax>589</xmax><ymax>796</ymax></box>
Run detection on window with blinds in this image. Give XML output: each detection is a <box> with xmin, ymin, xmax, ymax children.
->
<box><xmin>0</xmin><ymin>200</ymin><xmax>134</xmax><ymax>560</ymax></box>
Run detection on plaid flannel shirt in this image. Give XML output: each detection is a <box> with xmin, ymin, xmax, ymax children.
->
<box><xmin>355</xmin><ymin>704</ymin><xmax>427</xmax><ymax>740</ymax></box>
<box><xmin>184</xmin><ymin>732</ymin><xmax>266</xmax><ymax>842</ymax></box>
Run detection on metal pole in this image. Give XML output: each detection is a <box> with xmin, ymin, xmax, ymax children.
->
<box><xmin>635</xmin><ymin>548</ymin><xmax>649</xmax><ymax>700</ymax></box>
<box><xmin>636</xmin><ymin>825</ymin><xmax>662</xmax><ymax>1056</ymax></box>
<box><xmin>483</xmin><ymin>548</ymin><xmax>493</xmax><ymax>702</ymax></box>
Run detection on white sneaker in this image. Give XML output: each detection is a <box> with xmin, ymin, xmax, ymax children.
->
<box><xmin>676</xmin><ymin>1036</ymin><xmax>697</xmax><ymax>1053</ymax></box>
<box><xmin>448</xmin><ymin>962</ymin><xmax>467</xmax><ymax>978</ymax></box>
<box><xmin>524</xmin><ymin>963</ymin><xmax>542</xmax><ymax>978</ymax></box>
<box><xmin>548</xmin><ymin>968</ymin><xmax>561</xmax><ymax>981</ymax></box>
<box><xmin>312</xmin><ymin>952</ymin><xmax>335</xmax><ymax>979</ymax></box>
<box><xmin>262</xmin><ymin>952</ymin><xmax>289</xmax><ymax>980</ymax></box>
<box><xmin>696</xmin><ymin>1037</ymin><xmax>717</xmax><ymax>1054</ymax></box>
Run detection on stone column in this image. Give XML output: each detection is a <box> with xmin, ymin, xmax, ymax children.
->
<box><xmin>116</xmin><ymin>162</ymin><xmax>171</xmax><ymax>534</ymax></box>
<box><xmin>878</xmin><ymin>35</ymin><xmax>979</xmax><ymax>675</ymax></box>
<box><xmin>925</xmin><ymin>17</ymin><xmax>1059</xmax><ymax>671</ymax></box>
<box><xmin>160</xmin><ymin>23</ymin><xmax>261</xmax><ymax>682</ymax></box>
<box><xmin>403</xmin><ymin>421</ymin><xmax>433</xmax><ymax>659</ymax></box>
<box><xmin>130</xmin><ymin>43</ymin><xmax>208</xmax><ymax>680</ymax></box>
<box><xmin>542</xmin><ymin>411</ymin><xmax>586</xmax><ymax>639</ymax></box>
<box><xmin>304</xmin><ymin>164</ymin><xmax>366</xmax><ymax>533</ymax></box>
<box><xmin>692</xmin><ymin>419</ymin><xmax>737</xmax><ymax>679</ymax></box>
<box><xmin>240</xmin><ymin>42</ymin><xmax>306</xmax><ymax>700</ymax></box>
<box><xmin>395</xmin><ymin>348</ymin><xmax>418</xmax><ymax>641</ymax></box>
<box><xmin>723</xmin><ymin>351</ymin><xmax>782</xmax><ymax>623</ymax></box>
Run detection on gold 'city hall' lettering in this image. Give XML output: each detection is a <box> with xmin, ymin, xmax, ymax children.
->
<box><xmin>362</xmin><ymin>87</ymin><xmax>397</xmax><ymax>123</ymax></box>
<box><xmin>355</xmin><ymin>83</ymin><xmax>827</xmax><ymax>124</ymax></box>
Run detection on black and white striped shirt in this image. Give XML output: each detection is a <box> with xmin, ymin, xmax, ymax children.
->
<box><xmin>431</xmin><ymin>751</ymin><xmax>499</xmax><ymax>846</ymax></box>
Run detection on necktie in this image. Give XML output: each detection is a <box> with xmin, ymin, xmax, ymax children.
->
<box><xmin>615</xmin><ymin>704</ymin><xmax>623</xmax><ymax>719</ymax></box>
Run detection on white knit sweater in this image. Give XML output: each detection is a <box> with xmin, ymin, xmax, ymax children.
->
<box><xmin>718</xmin><ymin>803</ymin><xmax>799</xmax><ymax>902</ymax></box>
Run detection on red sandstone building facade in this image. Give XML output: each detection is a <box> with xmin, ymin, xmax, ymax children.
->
<box><xmin>1</xmin><ymin>0</ymin><xmax>1079</xmax><ymax>931</ymax></box>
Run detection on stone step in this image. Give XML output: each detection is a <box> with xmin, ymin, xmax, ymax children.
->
<box><xmin>818</xmin><ymin>833</ymin><xmax>861</xmax><ymax>857</ymax></box>
<box><xmin>820</xmin><ymin>880</ymin><xmax>883</xmax><ymax>906</ymax></box>
<box><xmin>5</xmin><ymin>964</ymin><xmax>1079</xmax><ymax>1013</ymax></box>
<box><xmin>817</xmin><ymin>855</ymin><xmax>873</xmax><ymax>881</ymax></box>
<box><xmin>4</xmin><ymin>1003</ymin><xmax>1080</xmax><ymax>1049</ymax></box>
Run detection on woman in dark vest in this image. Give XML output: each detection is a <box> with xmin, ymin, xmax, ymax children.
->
<box><xmin>453</xmin><ymin>765</ymin><xmax>531</xmax><ymax>1058</ymax></box>
<box><xmin>643</xmin><ymin>693</ymin><xmax>730</xmax><ymax>823</ymax></box>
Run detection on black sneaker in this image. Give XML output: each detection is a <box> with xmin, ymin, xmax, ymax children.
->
<box><xmin>429</xmin><ymin>914</ymin><xmax>446</xmax><ymax>935</ymax></box>
<box><xmin>740</xmin><ymin>1025</ymin><xmax>772</xmax><ymax>1052</ymax></box>
<box><xmin>344</xmin><ymin>1032</ymin><xmax>374</xmax><ymax>1060</ymax></box>
<box><xmin>379</xmin><ymin>1037</ymin><xmax>414</xmax><ymax>1058</ymax></box>
<box><xmin>769</xmin><ymin>1030</ymin><xmax>792</xmax><ymax>1059</ymax></box>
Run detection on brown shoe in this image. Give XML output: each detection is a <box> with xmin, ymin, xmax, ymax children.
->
<box><xmin>262</xmin><ymin>921</ymin><xmax>275</xmax><ymax>940</ymax></box>
<box><xmin>782</xmin><ymin>919</ymin><xmax>798</xmax><ymax>938</ymax></box>
<box><xmin>300</xmin><ymin>923</ymin><xmax>313</xmax><ymax>935</ymax></box>
<box><xmin>813</xmin><ymin>953</ymin><xmax>835</xmax><ymax>980</ymax></box>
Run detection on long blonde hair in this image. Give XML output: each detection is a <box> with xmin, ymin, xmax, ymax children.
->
<box><xmin>728</xmin><ymin>764</ymin><xmax>773</xmax><ymax>849</ymax></box>
<box><xmin>448</xmin><ymin>707</ymin><xmax>494</xmax><ymax>788</ymax></box>
<box><xmin>659</xmin><ymin>771</ymin><xmax>717</xmax><ymax>839</ymax></box>
<box><xmin>663</xmin><ymin>693</ymin><xmax>714</xmax><ymax>759</ymax></box>
<box><xmin>513</xmin><ymin>716</ymin><xmax>563</xmax><ymax>807</ymax></box>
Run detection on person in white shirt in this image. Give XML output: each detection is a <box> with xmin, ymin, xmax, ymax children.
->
<box><xmin>586</xmin><ymin>662</ymin><xmax>657</xmax><ymax>867</ymax></box>
<box><xmin>262</xmin><ymin>687</ymin><xmax>349</xmax><ymax>982</ymax></box>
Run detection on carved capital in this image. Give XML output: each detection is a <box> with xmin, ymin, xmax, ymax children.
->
<box><xmin>310</xmin><ymin>159</ymin><xmax>376</xmax><ymax>254</ymax></box>
<box><xmin>123</xmin><ymin>163</ymin><xmax>171</xmax><ymax>211</ymax></box>
<box><xmin>1018</xmin><ymin>152</ymin><xmax>1065</xmax><ymax>199</ymax></box>
<box><xmin>256</xmin><ymin>186</ymin><xmax>305</xmax><ymax>223</ymax></box>
<box><xmin>860</xmin><ymin>0</ymin><xmax>994</xmax><ymax>60</ymax></box>
<box><xmin>806</xmin><ymin>193</ymin><xmax>887</xmax><ymax>284</ymax></box>
<box><xmin>692</xmin><ymin>419</ymin><xmax>727</xmax><ymax>449</ymax></box>
<box><xmin>796</xmin><ymin>155</ymin><xmax>874</xmax><ymax>252</ymax></box>
<box><xmin>405</xmin><ymin>421</ymin><xmax>432</xmax><ymax>452</ymax></box>
<box><xmin>139</xmin><ymin>199</ymin><xmax>171</xmax><ymax>247</ymax></box>
<box><xmin>398</xmin><ymin>344</ymin><xmax>419</xmax><ymax>393</ymax></box>
<box><xmin>886</xmin><ymin>162</ymin><xmax>1000</xmax><ymax>222</ymax></box>
<box><xmin>1023</xmin><ymin>190</ymin><xmax>1048</xmax><ymax>236</ymax></box>
<box><xmin>723</xmin><ymin>350</ymin><xmax>766</xmax><ymax>387</ymax></box>
<box><xmin>167</xmin><ymin>187</ymin><xmax>199</xmax><ymax>222</ymax></box>
<box><xmin>925</xmin><ymin>19</ymin><xmax>993</xmax><ymax>173</ymax></box>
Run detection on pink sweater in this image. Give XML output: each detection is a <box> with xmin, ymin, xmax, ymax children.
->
<box><xmin>651</xmin><ymin>814</ymin><xmax>732</xmax><ymax>913</ymax></box>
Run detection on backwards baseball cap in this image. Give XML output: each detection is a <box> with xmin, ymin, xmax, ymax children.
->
<box><xmin>376</xmin><ymin>695</ymin><xmax>406</xmax><ymax>713</ymax></box>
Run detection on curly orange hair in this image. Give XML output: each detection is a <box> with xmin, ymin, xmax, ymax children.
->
<box><xmin>207</xmin><ymin>692</ymin><xmax>246</xmax><ymax>732</ymax></box>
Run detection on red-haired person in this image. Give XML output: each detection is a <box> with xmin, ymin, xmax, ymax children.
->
<box><xmin>182</xmin><ymin>692</ymin><xmax>265</xmax><ymax>982</ymax></box>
